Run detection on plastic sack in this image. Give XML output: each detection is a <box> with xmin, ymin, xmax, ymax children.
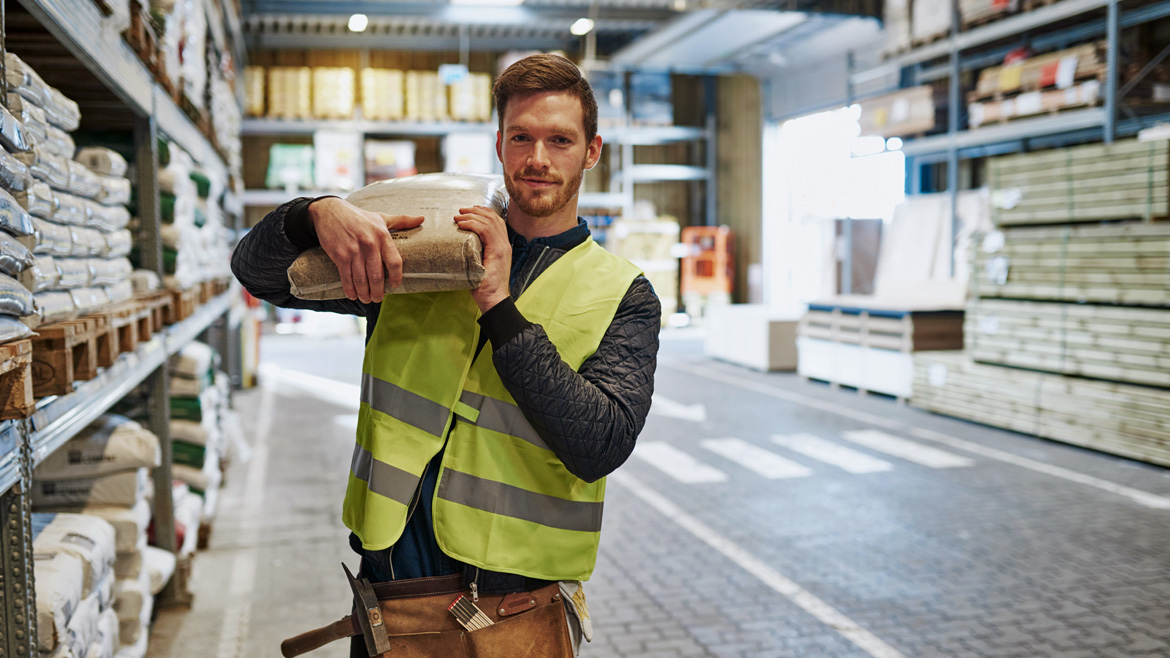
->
<box><xmin>288</xmin><ymin>173</ymin><xmax>503</xmax><ymax>300</ymax></box>
<box><xmin>30</xmin><ymin>467</ymin><xmax>149</xmax><ymax>509</ymax></box>
<box><xmin>34</xmin><ymin>290</ymin><xmax>77</xmax><ymax>323</ymax></box>
<box><xmin>0</xmin><ymin>272</ymin><xmax>35</xmax><ymax>315</ymax></box>
<box><xmin>15</xmin><ymin>146</ymin><xmax>70</xmax><ymax>189</ymax></box>
<box><xmin>30</xmin><ymin>218</ymin><xmax>74</xmax><ymax>257</ymax></box>
<box><xmin>70</xmin><ymin>286</ymin><xmax>110</xmax><ymax>314</ymax></box>
<box><xmin>5</xmin><ymin>52</ymin><xmax>49</xmax><ymax>106</ymax></box>
<box><xmin>31</xmin><ymin>513</ymin><xmax>117</xmax><ymax>598</ymax></box>
<box><xmin>34</xmin><ymin>549</ymin><xmax>84</xmax><ymax>653</ymax></box>
<box><xmin>88</xmin><ymin>202</ymin><xmax>131</xmax><ymax>233</ymax></box>
<box><xmin>0</xmin><ymin>186</ymin><xmax>37</xmax><ymax>236</ymax></box>
<box><xmin>21</xmin><ymin>254</ymin><xmax>60</xmax><ymax>291</ymax></box>
<box><xmin>171</xmin><ymin>341</ymin><xmax>216</xmax><ymax>379</ymax></box>
<box><xmin>6</xmin><ymin>93</ymin><xmax>49</xmax><ymax>145</ymax></box>
<box><xmin>70</xmin><ymin>226</ymin><xmax>106</xmax><ymax>257</ymax></box>
<box><xmin>15</xmin><ymin>181</ymin><xmax>57</xmax><ymax>220</ymax></box>
<box><xmin>113</xmin><ymin>559</ymin><xmax>149</xmax><ymax>621</ymax></box>
<box><xmin>35</xmin><ymin>415</ymin><xmax>161</xmax><ymax>481</ymax></box>
<box><xmin>67</xmin><ymin>160</ymin><xmax>103</xmax><ymax>200</ymax></box>
<box><xmin>103</xmin><ymin>229</ymin><xmax>132</xmax><ymax>258</ymax></box>
<box><xmin>128</xmin><ymin>269</ymin><xmax>161</xmax><ymax>293</ymax></box>
<box><xmin>0</xmin><ymin>103</ymin><xmax>34</xmax><ymax>153</ymax></box>
<box><xmin>0</xmin><ymin>315</ymin><xmax>33</xmax><ymax>342</ymax></box>
<box><xmin>76</xmin><ymin>147</ymin><xmax>128</xmax><ymax>178</ymax></box>
<box><xmin>0</xmin><ymin>149</ymin><xmax>31</xmax><ymax>193</ymax></box>
<box><xmin>114</xmin><ymin>533</ymin><xmax>145</xmax><ymax>580</ymax></box>
<box><xmin>64</xmin><ymin>590</ymin><xmax>100</xmax><ymax>656</ymax></box>
<box><xmin>88</xmin><ymin>257</ymin><xmax>133</xmax><ymax>287</ymax></box>
<box><xmin>46</xmin><ymin>126</ymin><xmax>76</xmax><ymax>160</ymax></box>
<box><xmin>96</xmin><ymin>176</ymin><xmax>131</xmax><ymax>207</ymax></box>
<box><xmin>43</xmin><ymin>87</ymin><xmax>81</xmax><ymax>132</ymax></box>
<box><xmin>117</xmin><ymin>587</ymin><xmax>152</xmax><ymax>647</ymax></box>
<box><xmin>104</xmin><ymin>280</ymin><xmax>133</xmax><ymax>305</ymax></box>
<box><xmin>54</xmin><ymin>191</ymin><xmax>88</xmax><ymax>226</ymax></box>
<box><xmin>144</xmin><ymin>545</ymin><xmax>176</xmax><ymax>596</ymax></box>
<box><xmin>54</xmin><ymin>257</ymin><xmax>90</xmax><ymax>289</ymax></box>
<box><xmin>93</xmin><ymin>607</ymin><xmax>120</xmax><ymax>658</ymax></box>
<box><xmin>0</xmin><ymin>231</ymin><xmax>35</xmax><ymax>276</ymax></box>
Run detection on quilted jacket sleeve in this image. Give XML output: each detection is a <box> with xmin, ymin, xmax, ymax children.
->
<box><xmin>480</xmin><ymin>277</ymin><xmax>660</xmax><ymax>483</ymax></box>
<box><xmin>230</xmin><ymin>197</ymin><xmax>372</xmax><ymax>316</ymax></box>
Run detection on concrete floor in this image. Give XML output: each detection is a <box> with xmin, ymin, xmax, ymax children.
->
<box><xmin>149</xmin><ymin>330</ymin><xmax>1170</xmax><ymax>658</ymax></box>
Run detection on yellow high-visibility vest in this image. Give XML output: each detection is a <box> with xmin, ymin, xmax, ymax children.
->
<box><xmin>344</xmin><ymin>237</ymin><xmax>641</xmax><ymax>581</ymax></box>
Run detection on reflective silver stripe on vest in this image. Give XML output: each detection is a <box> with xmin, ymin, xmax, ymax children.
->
<box><xmin>361</xmin><ymin>372</ymin><xmax>450</xmax><ymax>437</ymax></box>
<box><xmin>438</xmin><ymin>469</ymin><xmax>603</xmax><ymax>533</ymax></box>
<box><xmin>457</xmin><ymin>392</ymin><xmax>550</xmax><ymax>451</ymax></box>
<box><xmin>351</xmin><ymin>444</ymin><xmax>420</xmax><ymax>507</ymax></box>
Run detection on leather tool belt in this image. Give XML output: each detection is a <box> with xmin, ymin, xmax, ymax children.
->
<box><xmin>281</xmin><ymin>574</ymin><xmax>573</xmax><ymax>658</ymax></box>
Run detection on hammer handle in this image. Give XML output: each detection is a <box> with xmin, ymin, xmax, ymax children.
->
<box><xmin>281</xmin><ymin>617</ymin><xmax>355</xmax><ymax>657</ymax></box>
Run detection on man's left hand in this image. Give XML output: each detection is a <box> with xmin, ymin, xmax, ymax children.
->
<box><xmin>455</xmin><ymin>205</ymin><xmax>511</xmax><ymax>313</ymax></box>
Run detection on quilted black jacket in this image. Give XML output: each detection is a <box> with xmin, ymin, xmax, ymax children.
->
<box><xmin>231</xmin><ymin>197</ymin><xmax>661</xmax><ymax>483</ymax></box>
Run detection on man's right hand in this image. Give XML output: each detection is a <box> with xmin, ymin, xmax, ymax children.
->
<box><xmin>308</xmin><ymin>197</ymin><xmax>425</xmax><ymax>304</ymax></box>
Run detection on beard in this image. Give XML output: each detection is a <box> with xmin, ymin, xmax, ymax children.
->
<box><xmin>505</xmin><ymin>158</ymin><xmax>586</xmax><ymax>218</ymax></box>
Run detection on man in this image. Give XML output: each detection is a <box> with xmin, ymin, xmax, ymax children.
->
<box><xmin>232</xmin><ymin>53</ymin><xmax>660</xmax><ymax>655</ymax></box>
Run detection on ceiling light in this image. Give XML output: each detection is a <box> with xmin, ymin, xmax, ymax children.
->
<box><xmin>570</xmin><ymin>18</ymin><xmax>595</xmax><ymax>36</ymax></box>
<box><xmin>348</xmin><ymin>13</ymin><xmax>369</xmax><ymax>32</ymax></box>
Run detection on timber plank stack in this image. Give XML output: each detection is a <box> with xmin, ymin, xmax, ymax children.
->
<box><xmin>987</xmin><ymin>138</ymin><xmax>1169</xmax><ymax>225</ymax></box>
<box><xmin>913</xmin><ymin>352</ymin><xmax>1170</xmax><ymax>467</ymax></box>
<box><xmin>916</xmin><ymin>140</ymin><xmax>1170</xmax><ymax>468</ymax></box>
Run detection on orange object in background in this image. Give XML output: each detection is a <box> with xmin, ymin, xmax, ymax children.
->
<box><xmin>680</xmin><ymin>226</ymin><xmax>734</xmax><ymax>297</ymax></box>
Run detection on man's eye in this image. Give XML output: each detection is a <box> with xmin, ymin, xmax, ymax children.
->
<box><xmin>511</xmin><ymin>135</ymin><xmax>530</xmax><ymax>142</ymax></box>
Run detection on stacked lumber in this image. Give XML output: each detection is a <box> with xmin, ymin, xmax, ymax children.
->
<box><xmin>987</xmin><ymin>139</ymin><xmax>1169</xmax><ymax>225</ymax></box>
<box><xmin>966</xmin><ymin>298</ymin><xmax>1170</xmax><ymax>387</ymax></box>
<box><xmin>913</xmin><ymin>352</ymin><xmax>1170</xmax><ymax>467</ymax></box>
<box><xmin>960</xmin><ymin>0</ymin><xmax>1019</xmax><ymax>29</ymax></box>
<box><xmin>971</xmin><ymin>222</ymin><xmax>1170</xmax><ymax>305</ymax></box>
<box><xmin>797</xmin><ymin>297</ymin><xmax>965</xmax><ymax>400</ymax></box>
<box><xmin>858</xmin><ymin>86</ymin><xmax>939</xmax><ymax>138</ymax></box>
<box><xmin>970</xmin><ymin>43</ymin><xmax>1104</xmax><ymax>103</ymax></box>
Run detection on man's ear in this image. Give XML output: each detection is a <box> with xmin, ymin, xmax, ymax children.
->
<box><xmin>585</xmin><ymin>134</ymin><xmax>603</xmax><ymax>170</ymax></box>
<box><xmin>496</xmin><ymin>131</ymin><xmax>503</xmax><ymax>163</ymax></box>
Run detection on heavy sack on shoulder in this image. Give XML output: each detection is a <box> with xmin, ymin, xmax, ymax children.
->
<box><xmin>287</xmin><ymin>173</ymin><xmax>508</xmax><ymax>300</ymax></box>
<box><xmin>282</xmin><ymin>575</ymin><xmax>572</xmax><ymax>658</ymax></box>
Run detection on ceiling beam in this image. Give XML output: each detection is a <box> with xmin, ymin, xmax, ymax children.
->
<box><xmin>243</xmin><ymin>1</ymin><xmax>678</xmax><ymax>23</ymax></box>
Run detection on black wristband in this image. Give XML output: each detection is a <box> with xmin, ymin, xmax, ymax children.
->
<box><xmin>283</xmin><ymin>195</ymin><xmax>339</xmax><ymax>250</ymax></box>
<box><xmin>477</xmin><ymin>297</ymin><xmax>532</xmax><ymax>349</ymax></box>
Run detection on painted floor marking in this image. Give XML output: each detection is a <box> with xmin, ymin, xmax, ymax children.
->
<box><xmin>841</xmin><ymin>429</ymin><xmax>975</xmax><ymax>469</ymax></box>
<box><xmin>700</xmin><ymin>437</ymin><xmax>813</xmax><ymax>479</ymax></box>
<box><xmin>667</xmin><ymin>361</ymin><xmax>1170</xmax><ymax>510</ymax></box>
<box><xmin>276</xmin><ymin>368</ymin><xmax>360</xmax><ymax>410</ymax></box>
<box><xmin>773</xmin><ymin>433</ymin><xmax>893</xmax><ymax>474</ymax></box>
<box><xmin>611</xmin><ymin>471</ymin><xmax>909</xmax><ymax>658</ymax></box>
<box><xmin>635</xmin><ymin>441</ymin><xmax>727</xmax><ymax>483</ymax></box>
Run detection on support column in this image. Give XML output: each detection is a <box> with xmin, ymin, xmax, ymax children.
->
<box><xmin>0</xmin><ymin>424</ymin><xmax>37</xmax><ymax>658</ymax></box>
<box><xmin>1104</xmin><ymin>0</ymin><xmax>1119</xmax><ymax>143</ymax></box>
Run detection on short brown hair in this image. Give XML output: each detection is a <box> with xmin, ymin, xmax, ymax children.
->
<box><xmin>493</xmin><ymin>54</ymin><xmax>598</xmax><ymax>143</ymax></box>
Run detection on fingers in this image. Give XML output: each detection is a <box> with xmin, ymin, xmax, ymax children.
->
<box><xmin>348</xmin><ymin>259</ymin><xmax>369</xmax><ymax>304</ymax></box>
<box><xmin>365</xmin><ymin>247</ymin><xmax>385</xmax><ymax>302</ymax></box>
<box><xmin>380</xmin><ymin>238</ymin><xmax>404</xmax><ymax>290</ymax></box>
<box><xmin>382</xmin><ymin>214</ymin><xmax>425</xmax><ymax>230</ymax></box>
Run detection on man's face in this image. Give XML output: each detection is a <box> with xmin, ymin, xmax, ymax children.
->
<box><xmin>496</xmin><ymin>90</ymin><xmax>602</xmax><ymax>219</ymax></box>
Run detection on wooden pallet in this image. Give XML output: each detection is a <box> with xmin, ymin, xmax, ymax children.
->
<box><xmin>966</xmin><ymin>298</ymin><xmax>1170</xmax><ymax>388</ymax></box>
<box><xmin>0</xmin><ymin>340</ymin><xmax>34</xmax><ymax>420</ymax></box>
<box><xmin>799</xmin><ymin>299</ymin><xmax>965</xmax><ymax>352</ymax></box>
<box><xmin>972</xmin><ymin>222</ymin><xmax>1170</xmax><ymax>305</ymax></box>
<box><xmin>31</xmin><ymin>316</ymin><xmax>102</xmax><ymax>397</ymax></box>
<box><xmin>90</xmin><ymin>300</ymin><xmax>154</xmax><ymax>368</ymax></box>
<box><xmin>134</xmin><ymin>290</ymin><xmax>175</xmax><ymax>330</ymax></box>
<box><xmin>167</xmin><ymin>289</ymin><xmax>200</xmax><ymax>324</ymax></box>
<box><xmin>912</xmin><ymin>352</ymin><xmax>1170</xmax><ymax>467</ymax></box>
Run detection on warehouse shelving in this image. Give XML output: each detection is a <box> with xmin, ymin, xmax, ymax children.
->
<box><xmin>1</xmin><ymin>0</ymin><xmax>245</xmax><ymax>653</ymax></box>
<box><xmin>242</xmin><ymin>117</ymin><xmax>496</xmax><ymax>136</ymax></box>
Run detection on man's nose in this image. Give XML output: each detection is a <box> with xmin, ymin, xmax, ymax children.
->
<box><xmin>528</xmin><ymin>141</ymin><xmax>551</xmax><ymax>169</ymax></box>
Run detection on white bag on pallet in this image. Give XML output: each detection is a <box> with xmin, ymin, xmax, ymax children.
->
<box><xmin>115</xmin><ymin>621</ymin><xmax>149</xmax><ymax>658</ymax></box>
<box><xmin>34</xmin><ymin>550</ymin><xmax>84</xmax><ymax>653</ymax></box>
<box><xmin>94</xmin><ymin>606</ymin><xmax>121</xmax><ymax>658</ymax></box>
<box><xmin>32</xmin><ymin>512</ymin><xmax>116</xmax><ymax>597</ymax></box>
<box><xmin>33</xmin><ymin>415</ymin><xmax>161</xmax><ymax>481</ymax></box>
<box><xmin>113</xmin><ymin>569</ymin><xmax>151</xmax><ymax>623</ymax></box>
<box><xmin>50</xmin><ymin>500</ymin><xmax>151</xmax><ymax>554</ymax></box>
<box><xmin>170</xmin><ymin>340</ymin><xmax>215</xmax><ymax>379</ymax></box>
<box><xmin>64</xmin><ymin>589</ymin><xmax>101</xmax><ymax>657</ymax></box>
<box><xmin>145</xmin><ymin>544</ymin><xmax>177</xmax><ymax>595</ymax></box>
<box><xmin>76</xmin><ymin>147</ymin><xmax>129</xmax><ymax>178</ymax></box>
<box><xmin>114</xmin><ymin>533</ymin><xmax>146</xmax><ymax>580</ymax></box>
<box><xmin>118</xmin><ymin>586</ymin><xmax>153</xmax><ymax>646</ymax></box>
<box><xmin>31</xmin><ymin>467</ymin><xmax>150</xmax><ymax>508</ymax></box>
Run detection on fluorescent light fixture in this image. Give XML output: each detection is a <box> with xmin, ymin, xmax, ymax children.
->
<box><xmin>348</xmin><ymin>13</ymin><xmax>369</xmax><ymax>32</ymax></box>
<box><xmin>451</xmin><ymin>0</ymin><xmax>525</xmax><ymax>6</ymax></box>
<box><xmin>886</xmin><ymin>137</ymin><xmax>903</xmax><ymax>151</ymax></box>
<box><xmin>570</xmin><ymin>18</ymin><xmax>595</xmax><ymax>36</ymax></box>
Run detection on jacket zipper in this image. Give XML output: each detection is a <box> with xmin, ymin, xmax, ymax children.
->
<box><xmin>471</xmin><ymin>567</ymin><xmax>480</xmax><ymax>602</ymax></box>
<box><xmin>516</xmin><ymin>245</ymin><xmax>550</xmax><ymax>299</ymax></box>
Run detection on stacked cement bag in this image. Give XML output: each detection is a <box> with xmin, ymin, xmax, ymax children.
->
<box><xmin>169</xmin><ymin>341</ymin><xmax>226</xmax><ymax>528</ymax></box>
<box><xmin>29</xmin><ymin>414</ymin><xmax>170</xmax><ymax>657</ymax></box>
<box><xmin>152</xmin><ymin>145</ymin><xmax>231</xmax><ymax>293</ymax></box>
<box><xmin>32</xmin><ymin>513</ymin><xmax>117</xmax><ymax>658</ymax></box>
<box><xmin>0</xmin><ymin>54</ymin><xmax>43</xmax><ymax>344</ymax></box>
<box><xmin>5</xmin><ymin>52</ymin><xmax>134</xmax><ymax>326</ymax></box>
